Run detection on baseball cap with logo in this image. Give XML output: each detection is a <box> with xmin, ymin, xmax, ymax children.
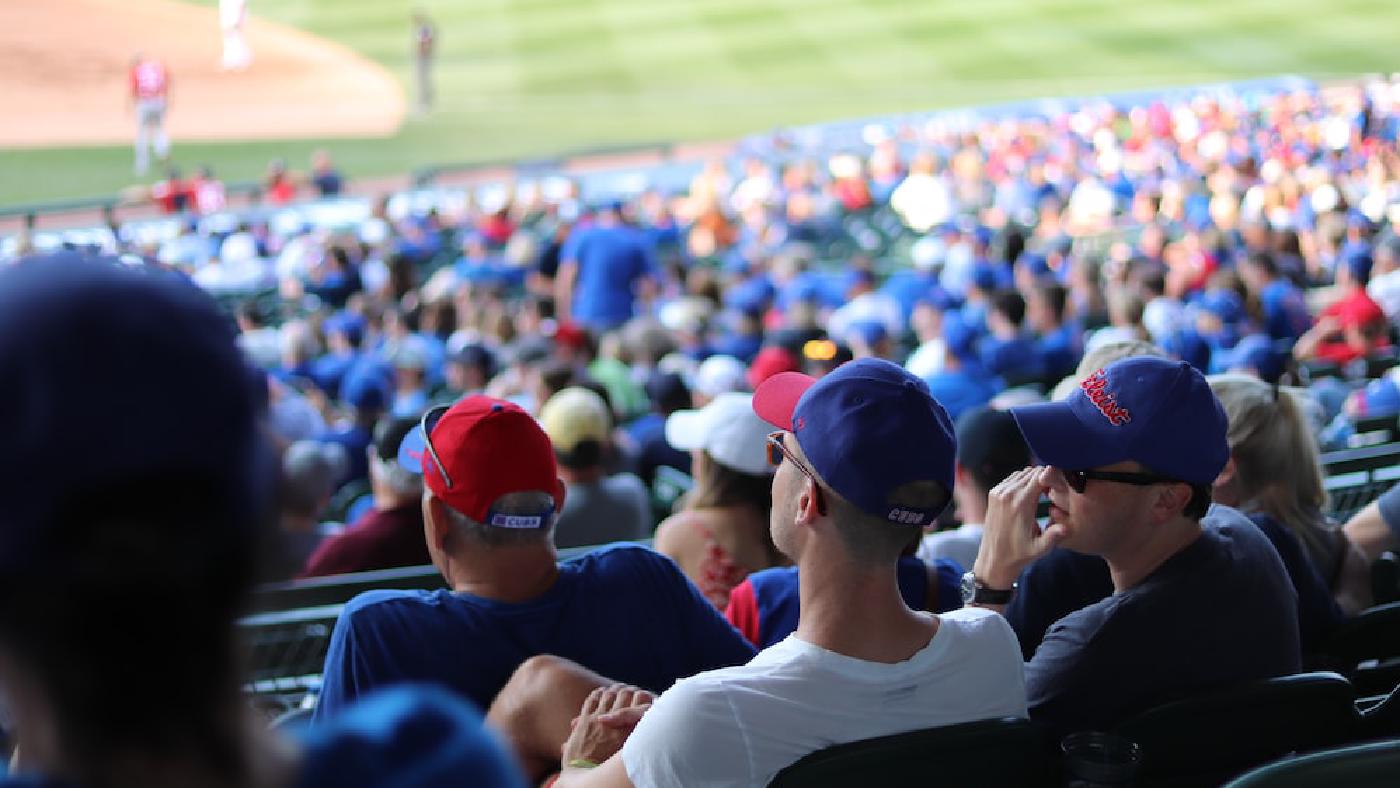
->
<box><xmin>398</xmin><ymin>395</ymin><xmax>564</xmax><ymax>527</ymax></box>
<box><xmin>1009</xmin><ymin>356</ymin><xmax>1228</xmax><ymax>485</ymax></box>
<box><xmin>666</xmin><ymin>392</ymin><xmax>773</xmax><ymax>476</ymax></box>
<box><xmin>753</xmin><ymin>357</ymin><xmax>956</xmax><ymax>526</ymax></box>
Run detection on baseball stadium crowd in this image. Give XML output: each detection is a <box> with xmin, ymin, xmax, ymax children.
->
<box><xmin>3</xmin><ymin>76</ymin><xmax>1400</xmax><ymax>787</ymax></box>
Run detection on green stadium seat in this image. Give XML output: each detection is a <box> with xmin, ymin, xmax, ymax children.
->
<box><xmin>1221</xmin><ymin>739</ymin><xmax>1400</xmax><ymax>788</ymax></box>
<box><xmin>766</xmin><ymin>717</ymin><xmax>1049</xmax><ymax>788</ymax></box>
<box><xmin>1321</xmin><ymin>602</ymin><xmax>1400</xmax><ymax>697</ymax></box>
<box><xmin>1111</xmin><ymin>671</ymin><xmax>1359</xmax><ymax>788</ymax></box>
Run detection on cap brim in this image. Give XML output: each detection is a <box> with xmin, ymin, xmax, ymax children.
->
<box><xmin>1009</xmin><ymin>399</ymin><xmax>1123</xmax><ymax>470</ymax></box>
<box><xmin>397</xmin><ymin>425</ymin><xmax>429</xmax><ymax>474</ymax></box>
<box><xmin>664</xmin><ymin>409</ymin><xmax>708</xmax><ymax>452</ymax></box>
<box><xmin>753</xmin><ymin>371</ymin><xmax>816</xmax><ymax>431</ymax></box>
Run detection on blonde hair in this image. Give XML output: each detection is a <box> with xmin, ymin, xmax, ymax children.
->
<box><xmin>1207</xmin><ymin>374</ymin><xmax>1329</xmax><ymax>558</ymax></box>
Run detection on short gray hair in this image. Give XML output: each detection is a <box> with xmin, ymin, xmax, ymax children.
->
<box><xmin>441</xmin><ymin>490</ymin><xmax>557</xmax><ymax>547</ymax></box>
<box><xmin>371</xmin><ymin>453</ymin><xmax>422</xmax><ymax>498</ymax></box>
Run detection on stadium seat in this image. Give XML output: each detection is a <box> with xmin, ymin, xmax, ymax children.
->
<box><xmin>765</xmin><ymin>717</ymin><xmax>1050</xmax><ymax>788</ymax></box>
<box><xmin>1111</xmin><ymin>671</ymin><xmax>1360</xmax><ymax>788</ymax></box>
<box><xmin>1356</xmin><ymin>680</ymin><xmax>1400</xmax><ymax>741</ymax></box>
<box><xmin>1220</xmin><ymin>739</ymin><xmax>1400</xmax><ymax>788</ymax></box>
<box><xmin>1321</xmin><ymin>602</ymin><xmax>1400</xmax><ymax>696</ymax></box>
<box><xmin>1371</xmin><ymin>552</ymin><xmax>1399</xmax><ymax>605</ymax></box>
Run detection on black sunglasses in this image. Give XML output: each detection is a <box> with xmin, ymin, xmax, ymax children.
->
<box><xmin>1061</xmin><ymin>468</ymin><xmax>1183</xmax><ymax>495</ymax></box>
<box><xmin>420</xmin><ymin>405</ymin><xmax>453</xmax><ymax>489</ymax></box>
<box><xmin>766</xmin><ymin>432</ymin><xmax>827</xmax><ymax>515</ymax></box>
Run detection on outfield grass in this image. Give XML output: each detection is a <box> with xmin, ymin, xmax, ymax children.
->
<box><xmin>3</xmin><ymin>0</ymin><xmax>1397</xmax><ymax>208</ymax></box>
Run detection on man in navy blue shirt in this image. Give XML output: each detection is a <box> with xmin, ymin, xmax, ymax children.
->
<box><xmin>556</xmin><ymin>202</ymin><xmax>658</xmax><ymax>332</ymax></box>
<box><xmin>964</xmin><ymin>357</ymin><xmax>1300</xmax><ymax>735</ymax></box>
<box><xmin>313</xmin><ymin>396</ymin><xmax>755</xmax><ymax>741</ymax></box>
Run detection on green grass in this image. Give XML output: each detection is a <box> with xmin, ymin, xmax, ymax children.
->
<box><xmin>3</xmin><ymin>0</ymin><xmax>1397</xmax><ymax>208</ymax></box>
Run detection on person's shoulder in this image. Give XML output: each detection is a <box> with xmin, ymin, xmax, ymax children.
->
<box><xmin>603</xmin><ymin>470</ymin><xmax>648</xmax><ymax>496</ymax></box>
<box><xmin>342</xmin><ymin>588</ymin><xmax>443</xmax><ymax>619</ymax></box>
<box><xmin>569</xmin><ymin>542</ymin><xmax>672</xmax><ymax>573</ymax></box>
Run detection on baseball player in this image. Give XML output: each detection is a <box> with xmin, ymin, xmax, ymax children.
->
<box><xmin>220</xmin><ymin>0</ymin><xmax>252</xmax><ymax>71</ymax></box>
<box><xmin>129</xmin><ymin>53</ymin><xmax>171</xmax><ymax>177</ymax></box>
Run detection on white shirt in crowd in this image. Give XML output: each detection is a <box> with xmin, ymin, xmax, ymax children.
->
<box><xmin>917</xmin><ymin>524</ymin><xmax>984</xmax><ymax>574</ymax></box>
<box><xmin>621</xmin><ymin>607</ymin><xmax>1027</xmax><ymax>788</ymax></box>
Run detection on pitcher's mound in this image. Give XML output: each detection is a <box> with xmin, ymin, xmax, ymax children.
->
<box><xmin>0</xmin><ymin>0</ymin><xmax>405</xmax><ymax>147</ymax></box>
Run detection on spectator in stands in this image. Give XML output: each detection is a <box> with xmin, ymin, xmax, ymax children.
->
<box><xmin>540</xmin><ymin>387</ymin><xmax>652</xmax><ymax>548</ymax></box>
<box><xmin>980</xmin><ymin>289</ymin><xmax>1044</xmax><ymax>386</ymax></box>
<box><xmin>653</xmin><ymin>393</ymin><xmax>783</xmax><ymax>608</ymax></box>
<box><xmin>918</xmin><ymin>407</ymin><xmax>1032</xmax><ymax>572</ymax></box>
<box><xmin>388</xmin><ymin>336</ymin><xmax>432</xmax><ymax>418</ymax></box>
<box><xmin>1294</xmin><ymin>247</ymin><xmax>1391</xmax><ymax>366</ymax></box>
<box><xmin>434</xmin><ymin>342</ymin><xmax>497</xmax><ymax>404</ymax></box>
<box><xmin>493</xmin><ymin>358</ymin><xmax>1027</xmax><ymax>787</ymax></box>
<box><xmin>616</xmin><ymin>371</ymin><xmax>691</xmax><ymax>487</ymax></box>
<box><xmin>235</xmin><ymin>300</ymin><xmax>281</xmax><ymax>369</ymax></box>
<box><xmin>301</xmin><ymin>417</ymin><xmax>429</xmax><ymax>578</ymax></box>
<box><xmin>923</xmin><ymin>312</ymin><xmax>1000</xmax><ymax>421</ymax></box>
<box><xmin>1239</xmin><ymin>250</ymin><xmax>1312</xmax><ymax>342</ymax></box>
<box><xmin>1028</xmin><ymin>282</ymin><xmax>1081</xmax><ymax>385</ymax></box>
<box><xmin>1209</xmin><ymin>375</ymin><xmax>1372</xmax><ymax>615</ymax></box>
<box><xmin>313</xmin><ymin>396</ymin><xmax>755</xmax><ymax>764</ymax></box>
<box><xmin>270</xmin><ymin>440</ymin><xmax>349</xmax><ymax>581</ymax></box>
<box><xmin>310</xmin><ymin>311</ymin><xmax>367</xmax><ymax>399</ymax></box>
<box><xmin>0</xmin><ymin>254</ymin><xmax>525</xmax><ymax>788</ymax></box>
<box><xmin>968</xmin><ymin>356</ymin><xmax>1300</xmax><ymax>735</ymax></box>
<box><xmin>320</xmin><ymin>367</ymin><xmax>390</xmax><ymax>489</ymax></box>
<box><xmin>556</xmin><ymin>202</ymin><xmax>658</xmax><ymax>332</ymax></box>
<box><xmin>263</xmin><ymin>157</ymin><xmax>297</xmax><ymax>205</ymax></box>
<box><xmin>1365</xmin><ymin>236</ymin><xmax>1400</xmax><ymax>326</ymax></box>
<box><xmin>311</xmin><ymin>149</ymin><xmax>345</xmax><ymax>198</ymax></box>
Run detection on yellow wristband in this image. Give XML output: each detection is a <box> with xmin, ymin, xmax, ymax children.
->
<box><xmin>566</xmin><ymin>758</ymin><xmax>599</xmax><ymax>770</ymax></box>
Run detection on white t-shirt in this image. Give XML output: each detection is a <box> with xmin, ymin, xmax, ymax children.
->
<box><xmin>917</xmin><ymin>523</ymin><xmax>984</xmax><ymax>573</ymax></box>
<box><xmin>621</xmin><ymin>607</ymin><xmax>1026</xmax><ymax>788</ymax></box>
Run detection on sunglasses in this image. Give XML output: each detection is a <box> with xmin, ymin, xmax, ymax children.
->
<box><xmin>1060</xmin><ymin>468</ymin><xmax>1183</xmax><ymax>495</ymax></box>
<box><xmin>420</xmin><ymin>405</ymin><xmax>453</xmax><ymax>489</ymax></box>
<box><xmin>766</xmin><ymin>432</ymin><xmax>827</xmax><ymax>515</ymax></box>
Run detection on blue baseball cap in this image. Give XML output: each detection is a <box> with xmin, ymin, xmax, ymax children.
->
<box><xmin>942</xmin><ymin>312</ymin><xmax>981</xmax><ymax>364</ymax></box>
<box><xmin>0</xmin><ymin>253</ymin><xmax>274</xmax><ymax>577</ymax></box>
<box><xmin>753</xmin><ymin>358</ymin><xmax>956</xmax><ymax>526</ymax></box>
<box><xmin>1009</xmin><ymin>356</ymin><xmax>1228</xmax><ymax>485</ymax></box>
<box><xmin>1196</xmin><ymin>289</ymin><xmax>1245</xmax><ymax>325</ymax></box>
<box><xmin>1216</xmin><ymin>333</ymin><xmax>1286</xmax><ymax>383</ymax></box>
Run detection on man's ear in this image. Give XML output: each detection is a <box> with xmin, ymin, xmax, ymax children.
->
<box><xmin>1213</xmin><ymin>456</ymin><xmax>1237</xmax><ymax>489</ymax></box>
<box><xmin>795</xmin><ymin>478</ymin><xmax>823</xmax><ymax>525</ymax></box>
<box><xmin>1151</xmin><ymin>482</ymin><xmax>1193</xmax><ymax>523</ymax></box>
<box><xmin>425</xmin><ymin>495</ymin><xmax>453</xmax><ymax>551</ymax></box>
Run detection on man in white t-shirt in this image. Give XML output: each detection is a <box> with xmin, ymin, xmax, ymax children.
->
<box><xmin>498</xmin><ymin>359</ymin><xmax>1027</xmax><ymax>788</ymax></box>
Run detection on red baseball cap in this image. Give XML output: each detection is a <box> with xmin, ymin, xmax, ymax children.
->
<box><xmin>399</xmin><ymin>396</ymin><xmax>565</xmax><ymax>527</ymax></box>
<box><xmin>747</xmin><ymin>346</ymin><xmax>801</xmax><ymax>390</ymax></box>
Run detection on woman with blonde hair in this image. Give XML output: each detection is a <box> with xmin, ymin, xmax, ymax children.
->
<box><xmin>654</xmin><ymin>392</ymin><xmax>786</xmax><ymax>608</ymax></box>
<box><xmin>1208</xmin><ymin>374</ymin><xmax>1372</xmax><ymax>615</ymax></box>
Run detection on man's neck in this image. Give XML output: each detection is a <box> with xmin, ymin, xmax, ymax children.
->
<box><xmin>793</xmin><ymin>542</ymin><xmax>937</xmax><ymax>664</ymax></box>
<box><xmin>446</xmin><ymin>543</ymin><xmax>562</xmax><ymax>604</ymax></box>
<box><xmin>559</xmin><ymin>466</ymin><xmax>603</xmax><ymax>485</ymax></box>
<box><xmin>1106</xmin><ymin>518</ymin><xmax>1204</xmax><ymax>592</ymax></box>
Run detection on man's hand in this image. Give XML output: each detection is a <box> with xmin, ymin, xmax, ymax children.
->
<box><xmin>972</xmin><ymin>466</ymin><xmax>1068</xmax><ymax>592</ymax></box>
<box><xmin>560</xmin><ymin>684</ymin><xmax>654</xmax><ymax>769</ymax></box>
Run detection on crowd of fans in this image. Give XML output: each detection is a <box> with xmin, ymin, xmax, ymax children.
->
<box><xmin>4</xmin><ymin>75</ymin><xmax>1400</xmax><ymax>786</ymax></box>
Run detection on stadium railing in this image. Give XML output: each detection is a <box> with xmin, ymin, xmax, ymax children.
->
<box><xmin>1319</xmin><ymin>441</ymin><xmax>1400</xmax><ymax>523</ymax></box>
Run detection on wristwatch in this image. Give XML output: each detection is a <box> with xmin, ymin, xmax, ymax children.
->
<box><xmin>961</xmin><ymin>571</ymin><xmax>1017</xmax><ymax>605</ymax></box>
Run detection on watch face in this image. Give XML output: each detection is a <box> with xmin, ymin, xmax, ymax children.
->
<box><xmin>960</xmin><ymin>571</ymin><xmax>977</xmax><ymax>604</ymax></box>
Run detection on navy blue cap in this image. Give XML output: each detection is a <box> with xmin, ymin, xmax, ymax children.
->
<box><xmin>0</xmin><ymin>253</ymin><xmax>272</xmax><ymax>576</ymax></box>
<box><xmin>1216</xmin><ymin>334</ymin><xmax>1286</xmax><ymax>383</ymax></box>
<box><xmin>753</xmin><ymin>358</ymin><xmax>955</xmax><ymax>526</ymax></box>
<box><xmin>1010</xmin><ymin>357</ymin><xmax>1228</xmax><ymax>485</ymax></box>
<box><xmin>942</xmin><ymin>312</ymin><xmax>981</xmax><ymax>363</ymax></box>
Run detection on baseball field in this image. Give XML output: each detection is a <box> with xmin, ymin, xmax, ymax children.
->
<box><xmin>2</xmin><ymin>0</ymin><xmax>1396</xmax><ymax>209</ymax></box>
